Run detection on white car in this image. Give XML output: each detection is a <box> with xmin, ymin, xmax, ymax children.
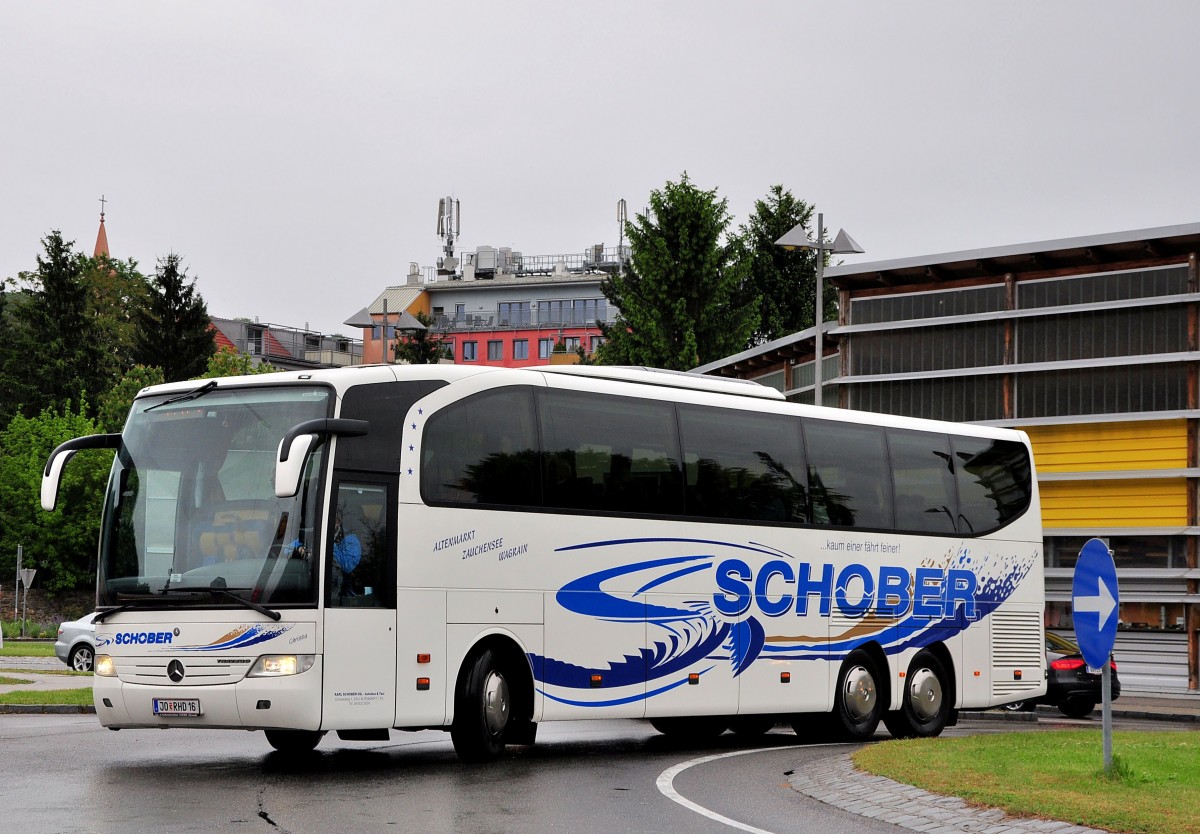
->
<box><xmin>54</xmin><ymin>612</ymin><xmax>97</xmax><ymax>672</ymax></box>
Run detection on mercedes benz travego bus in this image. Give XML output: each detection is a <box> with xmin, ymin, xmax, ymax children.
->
<box><xmin>42</xmin><ymin>363</ymin><xmax>1045</xmax><ymax>760</ymax></box>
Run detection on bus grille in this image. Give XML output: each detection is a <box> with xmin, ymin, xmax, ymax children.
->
<box><xmin>991</xmin><ymin>610</ymin><xmax>1043</xmax><ymax>699</ymax></box>
<box><xmin>116</xmin><ymin>657</ymin><xmax>250</xmax><ymax>686</ymax></box>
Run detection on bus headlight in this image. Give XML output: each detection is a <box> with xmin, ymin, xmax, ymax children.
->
<box><xmin>247</xmin><ymin>655</ymin><xmax>315</xmax><ymax>677</ymax></box>
<box><xmin>95</xmin><ymin>655</ymin><xmax>116</xmax><ymax>677</ymax></box>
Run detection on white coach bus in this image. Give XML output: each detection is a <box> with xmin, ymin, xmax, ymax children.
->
<box><xmin>41</xmin><ymin>363</ymin><xmax>1045</xmax><ymax>760</ymax></box>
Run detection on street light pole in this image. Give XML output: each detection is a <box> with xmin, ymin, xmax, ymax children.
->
<box><xmin>775</xmin><ymin>214</ymin><xmax>864</xmax><ymax>407</ymax></box>
<box><xmin>813</xmin><ymin>213</ymin><xmax>825</xmax><ymax>407</ymax></box>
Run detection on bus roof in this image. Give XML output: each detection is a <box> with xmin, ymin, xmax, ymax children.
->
<box><xmin>531</xmin><ymin>365</ymin><xmax>785</xmax><ymax>400</ymax></box>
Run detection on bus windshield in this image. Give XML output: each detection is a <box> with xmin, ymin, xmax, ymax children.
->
<box><xmin>97</xmin><ymin>384</ymin><xmax>332</xmax><ymax>608</ymax></box>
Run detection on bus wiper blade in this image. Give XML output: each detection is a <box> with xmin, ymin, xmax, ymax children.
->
<box><xmin>93</xmin><ymin>594</ymin><xmax>183</xmax><ymax>623</ymax></box>
<box><xmin>144</xmin><ymin>380</ymin><xmax>218</xmax><ymax>412</ymax></box>
<box><xmin>209</xmin><ymin>588</ymin><xmax>282</xmax><ymax>622</ymax></box>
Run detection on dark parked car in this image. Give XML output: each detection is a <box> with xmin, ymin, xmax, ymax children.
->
<box><xmin>1003</xmin><ymin>631</ymin><xmax>1119</xmax><ymax>718</ymax></box>
<box><xmin>54</xmin><ymin>612</ymin><xmax>97</xmax><ymax>672</ymax></box>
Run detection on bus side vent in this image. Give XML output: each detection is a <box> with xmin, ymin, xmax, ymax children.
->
<box><xmin>990</xmin><ymin>610</ymin><xmax>1043</xmax><ymax>699</ymax></box>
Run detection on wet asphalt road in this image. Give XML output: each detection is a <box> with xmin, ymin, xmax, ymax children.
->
<box><xmin>1</xmin><ymin>712</ymin><xmax>1184</xmax><ymax>834</ymax></box>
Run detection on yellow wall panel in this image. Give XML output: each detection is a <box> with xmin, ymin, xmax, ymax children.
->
<box><xmin>1023</xmin><ymin>420</ymin><xmax>1188</xmax><ymax>473</ymax></box>
<box><xmin>1039</xmin><ymin>478</ymin><xmax>1188</xmax><ymax>528</ymax></box>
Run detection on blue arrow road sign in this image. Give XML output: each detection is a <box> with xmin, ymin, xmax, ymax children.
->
<box><xmin>1072</xmin><ymin>538</ymin><xmax>1119</xmax><ymax>670</ymax></box>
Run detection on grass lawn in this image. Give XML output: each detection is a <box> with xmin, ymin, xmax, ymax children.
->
<box><xmin>0</xmin><ymin>688</ymin><xmax>93</xmax><ymax>707</ymax></box>
<box><xmin>854</xmin><ymin>730</ymin><xmax>1200</xmax><ymax>834</ymax></box>
<box><xmin>0</xmin><ymin>675</ymin><xmax>33</xmax><ymax>685</ymax></box>
<box><xmin>0</xmin><ymin>642</ymin><xmax>56</xmax><ymax>658</ymax></box>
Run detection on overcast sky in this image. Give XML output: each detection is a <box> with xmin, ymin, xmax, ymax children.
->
<box><xmin>2</xmin><ymin>2</ymin><xmax>1197</xmax><ymax>336</ymax></box>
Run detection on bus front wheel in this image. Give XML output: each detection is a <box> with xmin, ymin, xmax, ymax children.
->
<box><xmin>833</xmin><ymin>650</ymin><xmax>883</xmax><ymax>741</ymax></box>
<box><xmin>451</xmin><ymin>648</ymin><xmax>511</xmax><ymax>763</ymax></box>
<box><xmin>883</xmin><ymin>650</ymin><xmax>951</xmax><ymax>739</ymax></box>
<box><xmin>264</xmin><ymin>729</ymin><xmax>324</xmax><ymax>753</ymax></box>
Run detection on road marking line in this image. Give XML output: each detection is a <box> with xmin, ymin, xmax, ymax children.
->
<box><xmin>656</xmin><ymin>746</ymin><xmax>793</xmax><ymax>834</ymax></box>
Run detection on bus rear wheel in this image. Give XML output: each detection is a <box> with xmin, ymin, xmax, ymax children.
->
<box><xmin>264</xmin><ymin>729</ymin><xmax>325</xmax><ymax>753</ymax></box>
<box><xmin>832</xmin><ymin>650</ymin><xmax>883</xmax><ymax>741</ymax></box>
<box><xmin>451</xmin><ymin>647</ymin><xmax>512</xmax><ymax>763</ymax></box>
<box><xmin>883</xmin><ymin>650</ymin><xmax>950</xmax><ymax>739</ymax></box>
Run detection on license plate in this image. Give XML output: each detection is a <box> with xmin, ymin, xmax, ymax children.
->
<box><xmin>153</xmin><ymin>698</ymin><xmax>201</xmax><ymax>716</ymax></box>
<box><xmin>1085</xmin><ymin>666</ymin><xmax>1102</xmax><ymax>676</ymax></box>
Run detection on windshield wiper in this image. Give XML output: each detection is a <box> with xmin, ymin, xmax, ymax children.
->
<box><xmin>207</xmin><ymin>588</ymin><xmax>282</xmax><ymax>622</ymax></box>
<box><xmin>93</xmin><ymin>592</ymin><xmax>206</xmax><ymax>623</ymax></box>
<box><xmin>97</xmin><ymin>587</ymin><xmax>281</xmax><ymax>623</ymax></box>
<box><xmin>144</xmin><ymin>379</ymin><xmax>218</xmax><ymax>412</ymax></box>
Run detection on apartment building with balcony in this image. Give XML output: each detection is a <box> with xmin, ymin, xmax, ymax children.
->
<box><xmin>353</xmin><ymin>244</ymin><xmax>623</xmax><ymax>367</ymax></box>
<box><xmin>210</xmin><ymin>316</ymin><xmax>363</xmax><ymax>370</ymax></box>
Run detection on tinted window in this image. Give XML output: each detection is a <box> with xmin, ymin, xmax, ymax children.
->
<box><xmin>421</xmin><ymin>387</ymin><xmax>540</xmax><ymax>506</ymax></box>
<box><xmin>338</xmin><ymin>381</ymin><xmax>446</xmax><ymax>472</ymax></box>
<box><xmin>679</xmin><ymin>405</ymin><xmax>807</xmax><ymax>523</ymax></box>
<box><xmin>540</xmin><ymin>389</ymin><xmax>683</xmax><ymax>515</ymax></box>
<box><xmin>952</xmin><ymin>436</ymin><xmax>1032</xmax><ymax>534</ymax></box>
<box><xmin>888</xmin><ymin>429</ymin><xmax>957</xmax><ymax>534</ymax></box>
<box><xmin>805</xmin><ymin>420</ymin><xmax>892</xmax><ymax>529</ymax></box>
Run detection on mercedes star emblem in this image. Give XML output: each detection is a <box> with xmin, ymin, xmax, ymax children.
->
<box><xmin>167</xmin><ymin>660</ymin><xmax>186</xmax><ymax>683</ymax></box>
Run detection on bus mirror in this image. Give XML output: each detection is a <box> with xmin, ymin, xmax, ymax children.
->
<box><xmin>41</xmin><ymin>434</ymin><xmax>122</xmax><ymax>512</ymax></box>
<box><xmin>275</xmin><ymin>433</ymin><xmax>317</xmax><ymax>498</ymax></box>
<box><xmin>274</xmin><ymin>418</ymin><xmax>369</xmax><ymax>498</ymax></box>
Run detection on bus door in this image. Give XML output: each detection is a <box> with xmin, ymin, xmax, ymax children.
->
<box><xmin>321</xmin><ymin>474</ymin><xmax>397</xmax><ymax>729</ymax></box>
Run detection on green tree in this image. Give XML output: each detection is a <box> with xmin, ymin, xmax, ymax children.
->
<box><xmin>133</xmin><ymin>253</ymin><xmax>216</xmax><ymax>382</ymax></box>
<box><xmin>392</xmin><ymin>312</ymin><xmax>450</xmax><ymax>364</ymax></box>
<box><xmin>0</xmin><ymin>401</ymin><xmax>112</xmax><ymax>592</ymax></box>
<box><xmin>596</xmin><ymin>173</ymin><xmax>756</xmax><ymax>370</ymax></box>
<box><xmin>197</xmin><ymin>344</ymin><xmax>276</xmax><ymax>379</ymax></box>
<box><xmin>98</xmin><ymin>365</ymin><xmax>165</xmax><ymax>433</ymax></box>
<box><xmin>85</xmin><ymin>253</ymin><xmax>151</xmax><ymax>382</ymax></box>
<box><xmin>11</xmin><ymin>231</ymin><xmax>108</xmax><ymax>416</ymax></box>
<box><xmin>737</xmin><ymin>185</ymin><xmax>833</xmax><ymax>344</ymax></box>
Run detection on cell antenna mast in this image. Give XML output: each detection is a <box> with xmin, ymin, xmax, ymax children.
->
<box><xmin>617</xmin><ymin>198</ymin><xmax>627</xmax><ymax>276</ymax></box>
<box><xmin>437</xmin><ymin>196</ymin><xmax>460</xmax><ymax>260</ymax></box>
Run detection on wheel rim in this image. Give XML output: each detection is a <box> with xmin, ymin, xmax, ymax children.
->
<box><xmin>482</xmin><ymin>670</ymin><xmax>510</xmax><ymax>736</ymax></box>
<box><xmin>843</xmin><ymin>664</ymin><xmax>877</xmax><ymax>720</ymax></box>
<box><xmin>73</xmin><ymin>649</ymin><xmax>93</xmax><ymax>671</ymax></box>
<box><xmin>907</xmin><ymin>667</ymin><xmax>943</xmax><ymax>721</ymax></box>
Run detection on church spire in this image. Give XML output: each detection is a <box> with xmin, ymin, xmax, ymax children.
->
<box><xmin>93</xmin><ymin>194</ymin><xmax>110</xmax><ymax>257</ymax></box>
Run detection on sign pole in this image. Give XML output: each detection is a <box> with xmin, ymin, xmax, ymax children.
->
<box><xmin>1072</xmin><ymin>537</ymin><xmax>1119</xmax><ymax>776</ymax></box>
<box><xmin>1101</xmin><ymin>663</ymin><xmax>1113</xmax><ymax>771</ymax></box>
<box><xmin>14</xmin><ymin>544</ymin><xmax>21</xmax><ymax>618</ymax></box>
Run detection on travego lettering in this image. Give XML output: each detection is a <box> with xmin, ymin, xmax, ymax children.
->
<box><xmin>712</xmin><ymin>559</ymin><xmax>977</xmax><ymax>620</ymax></box>
<box><xmin>113</xmin><ymin>631</ymin><xmax>174</xmax><ymax>645</ymax></box>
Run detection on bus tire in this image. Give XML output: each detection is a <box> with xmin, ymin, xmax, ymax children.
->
<box><xmin>264</xmin><ymin>729</ymin><xmax>324</xmax><ymax>753</ymax></box>
<box><xmin>883</xmin><ymin>650</ymin><xmax>950</xmax><ymax>739</ymax></box>
<box><xmin>833</xmin><ymin>649</ymin><xmax>883</xmax><ymax>741</ymax></box>
<box><xmin>648</xmin><ymin>716</ymin><xmax>727</xmax><ymax>740</ymax></box>
<box><xmin>451</xmin><ymin>647</ymin><xmax>511</xmax><ymax>763</ymax></box>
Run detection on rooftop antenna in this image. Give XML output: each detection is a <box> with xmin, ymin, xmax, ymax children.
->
<box><xmin>437</xmin><ymin>196</ymin><xmax>460</xmax><ymax>261</ymax></box>
<box><xmin>617</xmin><ymin>198</ymin><xmax>627</xmax><ymax>277</ymax></box>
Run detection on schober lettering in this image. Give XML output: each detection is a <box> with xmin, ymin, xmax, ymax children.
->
<box><xmin>712</xmin><ymin>559</ymin><xmax>977</xmax><ymax>620</ymax></box>
<box><xmin>113</xmin><ymin>631</ymin><xmax>175</xmax><ymax>645</ymax></box>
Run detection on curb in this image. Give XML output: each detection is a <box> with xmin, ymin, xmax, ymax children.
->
<box><xmin>0</xmin><ymin>704</ymin><xmax>96</xmax><ymax>714</ymax></box>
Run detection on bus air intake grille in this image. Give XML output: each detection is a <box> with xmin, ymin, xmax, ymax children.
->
<box><xmin>990</xmin><ymin>610</ymin><xmax>1042</xmax><ymax>699</ymax></box>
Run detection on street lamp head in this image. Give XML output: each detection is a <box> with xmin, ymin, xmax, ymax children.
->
<box><xmin>774</xmin><ymin>223</ymin><xmax>817</xmax><ymax>251</ymax></box>
<box><xmin>830</xmin><ymin>228</ymin><xmax>865</xmax><ymax>255</ymax></box>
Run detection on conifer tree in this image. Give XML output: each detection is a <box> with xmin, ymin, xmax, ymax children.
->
<box><xmin>133</xmin><ymin>253</ymin><xmax>216</xmax><ymax>382</ymax></box>
<box><xmin>596</xmin><ymin>173</ymin><xmax>756</xmax><ymax>370</ymax></box>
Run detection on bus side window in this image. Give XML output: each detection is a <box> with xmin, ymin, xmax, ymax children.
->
<box><xmin>678</xmin><ymin>404</ymin><xmax>807</xmax><ymax>524</ymax></box>
<box><xmin>421</xmin><ymin>387</ymin><xmax>540</xmax><ymax>508</ymax></box>
<box><xmin>804</xmin><ymin>419</ymin><xmax>892</xmax><ymax>529</ymax></box>
<box><xmin>888</xmin><ymin>429</ymin><xmax>958</xmax><ymax>534</ymax></box>
<box><xmin>951</xmin><ymin>436</ymin><xmax>1032</xmax><ymax>535</ymax></box>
